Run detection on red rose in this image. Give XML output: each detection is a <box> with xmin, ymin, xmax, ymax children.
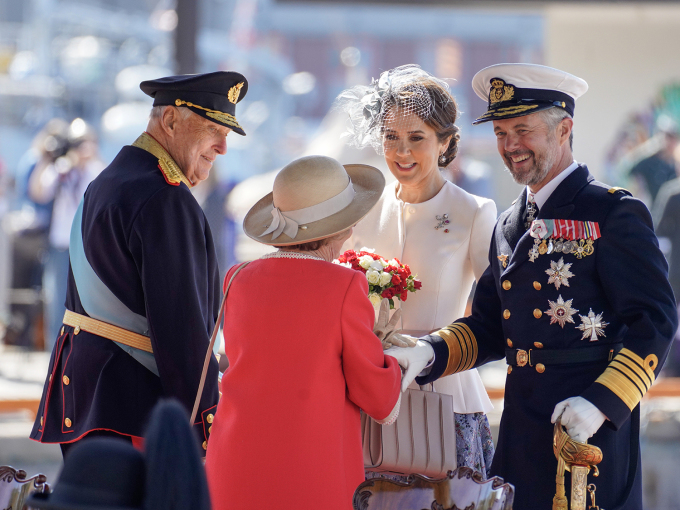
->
<box><xmin>391</xmin><ymin>275</ymin><xmax>401</xmax><ymax>285</ymax></box>
<box><xmin>414</xmin><ymin>280</ymin><xmax>422</xmax><ymax>290</ymax></box>
<box><xmin>401</xmin><ymin>291</ymin><xmax>408</xmax><ymax>301</ymax></box>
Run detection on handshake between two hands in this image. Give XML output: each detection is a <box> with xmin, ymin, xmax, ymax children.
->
<box><xmin>372</xmin><ymin>299</ymin><xmax>434</xmax><ymax>392</ymax></box>
<box><xmin>373</xmin><ymin>299</ymin><xmax>607</xmax><ymax>440</ymax></box>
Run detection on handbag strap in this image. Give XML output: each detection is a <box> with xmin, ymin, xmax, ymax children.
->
<box><xmin>190</xmin><ymin>261</ymin><xmax>250</xmax><ymax>425</ymax></box>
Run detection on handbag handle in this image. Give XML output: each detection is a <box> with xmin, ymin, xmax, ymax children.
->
<box><xmin>190</xmin><ymin>261</ymin><xmax>250</xmax><ymax>425</ymax></box>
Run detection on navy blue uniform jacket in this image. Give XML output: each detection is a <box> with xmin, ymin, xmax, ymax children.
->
<box><xmin>418</xmin><ymin>165</ymin><xmax>677</xmax><ymax>510</ymax></box>
<box><xmin>30</xmin><ymin>139</ymin><xmax>220</xmax><ymax>448</ymax></box>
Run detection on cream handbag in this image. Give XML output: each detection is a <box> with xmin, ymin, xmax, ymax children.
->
<box><xmin>362</xmin><ymin>386</ymin><xmax>457</xmax><ymax>478</ymax></box>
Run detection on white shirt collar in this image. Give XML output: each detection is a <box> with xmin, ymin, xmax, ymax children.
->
<box><xmin>527</xmin><ymin>160</ymin><xmax>579</xmax><ymax>210</ymax></box>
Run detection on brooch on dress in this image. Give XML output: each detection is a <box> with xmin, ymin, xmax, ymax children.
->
<box><xmin>435</xmin><ymin>214</ymin><xmax>450</xmax><ymax>233</ymax></box>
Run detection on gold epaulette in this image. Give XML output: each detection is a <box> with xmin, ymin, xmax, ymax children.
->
<box><xmin>434</xmin><ymin>322</ymin><xmax>478</xmax><ymax>377</ymax></box>
<box><xmin>608</xmin><ymin>186</ymin><xmax>631</xmax><ymax>195</ymax></box>
<box><xmin>132</xmin><ymin>132</ymin><xmax>193</xmax><ymax>188</ymax></box>
<box><xmin>595</xmin><ymin>348</ymin><xmax>658</xmax><ymax>410</ymax></box>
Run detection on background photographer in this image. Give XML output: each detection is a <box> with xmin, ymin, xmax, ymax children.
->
<box><xmin>28</xmin><ymin>118</ymin><xmax>104</xmax><ymax>350</ymax></box>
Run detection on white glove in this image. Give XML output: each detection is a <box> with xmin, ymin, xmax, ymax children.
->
<box><xmin>384</xmin><ymin>340</ymin><xmax>434</xmax><ymax>392</ymax></box>
<box><xmin>551</xmin><ymin>396</ymin><xmax>607</xmax><ymax>443</ymax></box>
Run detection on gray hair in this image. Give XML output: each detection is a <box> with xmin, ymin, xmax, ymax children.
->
<box><xmin>149</xmin><ymin>105</ymin><xmax>193</xmax><ymax>121</ymax></box>
<box><xmin>539</xmin><ymin>107</ymin><xmax>573</xmax><ymax>150</ymax></box>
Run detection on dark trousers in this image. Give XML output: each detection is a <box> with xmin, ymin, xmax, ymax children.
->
<box><xmin>60</xmin><ymin>430</ymin><xmax>132</xmax><ymax>459</ymax></box>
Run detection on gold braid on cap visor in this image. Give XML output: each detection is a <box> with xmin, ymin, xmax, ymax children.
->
<box><xmin>174</xmin><ymin>99</ymin><xmax>243</xmax><ymax>130</ymax></box>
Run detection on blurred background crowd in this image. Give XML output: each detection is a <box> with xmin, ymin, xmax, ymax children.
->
<box><xmin>3</xmin><ymin>0</ymin><xmax>680</xmax><ymax>506</ymax></box>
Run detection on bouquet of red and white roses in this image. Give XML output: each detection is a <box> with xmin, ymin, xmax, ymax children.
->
<box><xmin>334</xmin><ymin>248</ymin><xmax>422</xmax><ymax>309</ymax></box>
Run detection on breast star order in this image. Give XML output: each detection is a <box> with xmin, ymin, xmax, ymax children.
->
<box><xmin>576</xmin><ymin>309</ymin><xmax>609</xmax><ymax>342</ymax></box>
<box><xmin>545</xmin><ymin>295</ymin><xmax>579</xmax><ymax>328</ymax></box>
<box><xmin>545</xmin><ymin>257</ymin><xmax>574</xmax><ymax>290</ymax></box>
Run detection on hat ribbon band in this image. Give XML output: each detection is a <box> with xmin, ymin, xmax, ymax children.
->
<box><xmin>260</xmin><ymin>180</ymin><xmax>356</xmax><ymax>240</ymax></box>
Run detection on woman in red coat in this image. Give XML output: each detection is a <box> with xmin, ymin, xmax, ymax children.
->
<box><xmin>205</xmin><ymin>155</ymin><xmax>402</xmax><ymax>510</ymax></box>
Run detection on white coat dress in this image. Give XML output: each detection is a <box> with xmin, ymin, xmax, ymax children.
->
<box><xmin>346</xmin><ymin>180</ymin><xmax>497</xmax><ymax>415</ymax></box>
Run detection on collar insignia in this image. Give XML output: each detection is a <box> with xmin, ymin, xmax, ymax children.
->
<box><xmin>489</xmin><ymin>78</ymin><xmax>515</xmax><ymax>106</ymax></box>
<box><xmin>132</xmin><ymin>132</ymin><xmax>192</xmax><ymax>188</ymax></box>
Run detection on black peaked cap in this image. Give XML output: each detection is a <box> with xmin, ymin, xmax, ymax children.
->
<box><xmin>140</xmin><ymin>71</ymin><xmax>248</xmax><ymax>136</ymax></box>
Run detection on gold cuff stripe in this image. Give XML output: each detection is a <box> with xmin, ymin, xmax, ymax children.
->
<box><xmin>63</xmin><ymin>310</ymin><xmax>153</xmax><ymax>354</ymax></box>
<box><xmin>175</xmin><ymin>99</ymin><xmax>243</xmax><ymax>130</ymax></box>
<box><xmin>450</xmin><ymin>323</ymin><xmax>477</xmax><ymax>371</ymax></box>
<box><xmin>594</xmin><ymin>348</ymin><xmax>657</xmax><ymax>411</ymax></box>
<box><xmin>438</xmin><ymin>322</ymin><xmax>477</xmax><ymax>377</ymax></box>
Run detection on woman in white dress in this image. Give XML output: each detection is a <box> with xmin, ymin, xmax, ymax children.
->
<box><xmin>337</xmin><ymin>65</ymin><xmax>497</xmax><ymax>477</ymax></box>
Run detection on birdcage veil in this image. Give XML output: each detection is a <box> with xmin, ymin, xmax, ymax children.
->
<box><xmin>334</xmin><ymin>64</ymin><xmax>456</xmax><ymax>158</ymax></box>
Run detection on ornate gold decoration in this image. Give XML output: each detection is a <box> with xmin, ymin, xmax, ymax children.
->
<box><xmin>533</xmin><ymin>309</ymin><xmax>543</xmax><ymax>319</ymax></box>
<box><xmin>546</xmin><ymin>257</ymin><xmax>574</xmax><ymax>290</ymax></box>
<box><xmin>502</xmin><ymin>280</ymin><xmax>511</xmax><ymax>290</ymax></box>
<box><xmin>228</xmin><ymin>82</ymin><xmax>244</xmax><ymax>104</ymax></box>
<box><xmin>503</xmin><ymin>309</ymin><xmax>511</xmax><ymax>319</ymax></box>
<box><xmin>174</xmin><ymin>99</ymin><xmax>243</xmax><ymax>130</ymax></box>
<box><xmin>477</xmin><ymin>104</ymin><xmax>540</xmax><ymax>121</ymax></box>
<box><xmin>437</xmin><ymin>322</ymin><xmax>478</xmax><ymax>377</ymax></box>
<box><xmin>489</xmin><ymin>78</ymin><xmax>514</xmax><ymax>105</ymax></box>
<box><xmin>595</xmin><ymin>348</ymin><xmax>656</xmax><ymax>410</ymax></box>
<box><xmin>533</xmin><ymin>281</ymin><xmax>542</xmax><ymax>290</ymax></box>
<box><xmin>545</xmin><ymin>295</ymin><xmax>578</xmax><ymax>328</ymax></box>
<box><xmin>516</xmin><ymin>349</ymin><xmax>528</xmax><ymax>367</ymax></box>
<box><xmin>552</xmin><ymin>418</ymin><xmax>603</xmax><ymax>510</ymax></box>
<box><xmin>497</xmin><ymin>253</ymin><xmax>508</xmax><ymax>268</ymax></box>
<box><xmin>132</xmin><ymin>132</ymin><xmax>192</xmax><ymax>188</ymax></box>
<box><xmin>536</xmin><ymin>363</ymin><xmax>546</xmax><ymax>373</ymax></box>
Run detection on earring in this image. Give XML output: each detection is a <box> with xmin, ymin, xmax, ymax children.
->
<box><xmin>439</xmin><ymin>154</ymin><xmax>446</xmax><ymax>165</ymax></box>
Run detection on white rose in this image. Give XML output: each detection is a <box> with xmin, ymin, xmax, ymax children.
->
<box><xmin>368</xmin><ymin>293</ymin><xmax>383</xmax><ymax>307</ymax></box>
<box><xmin>360</xmin><ymin>247</ymin><xmax>375</xmax><ymax>253</ymax></box>
<box><xmin>333</xmin><ymin>261</ymin><xmax>351</xmax><ymax>268</ymax></box>
<box><xmin>379</xmin><ymin>271</ymin><xmax>392</xmax><ymax>286</ymax></box>
<box><xmin>369</xmin><ymin>260</ymin><xmax>384</xmax><ymax>272</ymax></box>
<box><xmin>359</xmin><ymin>255</ymin><xmax>374</xmax><ymax>269</ymax></box>
<box><xmin>388</xmin><ymin>258</ymin><xmax>400</xmax><ymax>268</ymax></box>
<box><xmin>366</xmin><ymin>270</ymin><xmax>381</xmax><ymax>285</ymax></box>
<box><xmin>380</xmin><ymin>258</ymin><xmax>389</xmax><ymax>267</ymax></box>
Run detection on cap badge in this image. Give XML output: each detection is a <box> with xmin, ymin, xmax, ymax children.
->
<box><xmin>228</xmin><ymin>82</ymin><xmax>244</xmax><ymax>104</ymax></box>
<box><xmin>489</xmin><ymin>78</ymin><xmax>514</xmax><ymax>106</ymax></box>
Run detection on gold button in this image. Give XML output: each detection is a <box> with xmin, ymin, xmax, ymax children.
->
<box><xmin>534</xmin><ymin>342</ymin><xmax>543</xmax><ymax>349</ymax></box>
<box><xmin>536</xmin><ymin>363</ymin><xmax>546</xmax><ymax>374</ymax></box>
<box><xmin>502</xmin><ymin>280</ymin><xmax>511</xmax><ymax>290</ymax></box>
<box><xmin>533</xmin><ymin>309</ymin><xmax>542</xmax><ymax>319</ymax></box>
<box><xmin>60</xmin><ymin>326</ymin><xmax>64</xmax><ymax>335</ymax></box>
<box><xmin>506</xmin><ymin>338</ymin><xmax>513</xmax><ymax>348</ymax></box>
<box><xmin>74</xmin><ymin>326</ymin><xmax>81</xmax><ymax>335</ymax></box>
<box><xmin>64</xmin><ymin>418</ymin><xmax>72</xmax><ymax>427</ymax></box>
<box><xmin>202</xmin><ymin>441</ymin><xmax>207</xmax><ymax>451</ymax></box>
<box><xmin>62</xmin><ymin>375</ymin><xmax>70</xmax><ymax>385</ymax></box>
<box><xmin>533</xmin><ymin>281</ymin><xmax>541</xmax><ymax>291</ymax></box>
<box><xmin>507</xmin><ymin>366</ymin><xmax>512</xmax><ymax>374</ymax></box>
<box><xmin>503</xmin><ymin>309</ymin><xmax>511</xmax><ymax>320</ymax></box>
<box><xmin>40</xmin><ymin>416</ymin><xmax>43</xmax><ymax>426</ymax></box>
<box><xmin>206</xmin><ymin>414</ymin><xmax>214</xmax><ymax>424</ymax></box>
<box><xmin>208</xmin><ymin>425</ymin><xmax>212</xmax><ymax>434</ymax></box>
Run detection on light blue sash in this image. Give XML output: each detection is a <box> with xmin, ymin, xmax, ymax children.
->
<box><xmin>69</xmin><ymin>200</ymin><xmax>159</xmax><ymax>376</ymax></box>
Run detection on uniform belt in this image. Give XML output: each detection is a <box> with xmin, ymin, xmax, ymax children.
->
<box><xmin>505</xmin><ymin>343</ymin><xmax>623</xmax><ymax>367</ymax></box>
<box><xmin>62</xmin><ymin>310</ymin><xmax>154</xmax><ymax>354</ymax></box>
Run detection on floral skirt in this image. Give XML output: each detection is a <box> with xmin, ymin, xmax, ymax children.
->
<box><xmin>365</xmin><ymin>412</ymin><xmax>495</xmax><ymax>481</ymax></box>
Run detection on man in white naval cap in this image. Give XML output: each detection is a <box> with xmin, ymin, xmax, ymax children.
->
<box><xmin>387</xmin><ymin>63</ymin><xmax>677</xmax><ymax>509</ymax></box>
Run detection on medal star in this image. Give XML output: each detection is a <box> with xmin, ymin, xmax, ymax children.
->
<box><xmin>528</xmin><ymin>240</ymin><xmax>540</xmax><ymax>262</ymax></box>
<box><xmin>577</xmin><ymin>308</ymin><xmax>608</xmax><ymax>342</ymax></box>
<box><xmin>545</xmin><ymin>257</ymin><xmax>574</xmax><ymax>290</ymax></box>
<box><xmin>545</xmin><ymin>295</ymin><xmax>578</xmax><ymax>328</ymax></box>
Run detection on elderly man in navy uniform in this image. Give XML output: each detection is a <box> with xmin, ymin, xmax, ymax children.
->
<box><xmin>30</xmin><ymin>71</ymin><xmax>248</xmax><ymax>457</ymax></box>
<box><xmin>389</xmin><ymin>64</ymin><xmax>678</xmax><ymax>509</ymax></box>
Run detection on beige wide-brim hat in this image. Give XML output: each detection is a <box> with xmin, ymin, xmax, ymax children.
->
<box><xmin>244</xmin><ymin>155</ymin><xmax>385</xmax><ymax>246</ymax></box>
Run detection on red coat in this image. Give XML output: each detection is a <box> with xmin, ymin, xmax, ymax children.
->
<box><xmin>205</xmin><ymin>257</ymin><xmax>401</xmax><ymax>510</ymax></box>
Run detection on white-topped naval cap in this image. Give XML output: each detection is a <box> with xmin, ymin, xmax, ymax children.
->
<box><xmin>471</xmin><ymin>63</ymin><xmax>588</xmax><ymax>124</ymax></box>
